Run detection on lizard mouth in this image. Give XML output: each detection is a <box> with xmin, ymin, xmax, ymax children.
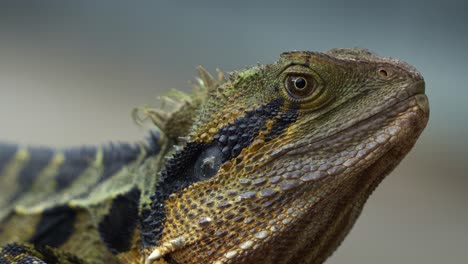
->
<box><xmin>338</xmin><ymin>80</ymin><xmax>428</xmax><ymax>137</ymax></box>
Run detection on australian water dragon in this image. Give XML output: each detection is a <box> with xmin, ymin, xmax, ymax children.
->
<box><xmin>0</xmin><ymin>48</ymin><xmax>429</xmax><ymax>264</ymax></box>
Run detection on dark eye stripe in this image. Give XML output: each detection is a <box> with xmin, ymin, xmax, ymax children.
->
<box><xmin>265</xmin><ymin>103</ymin><xmax>299</xmax><ymax>141</ymax></box>
<box><xmin>143</xmin><ymin>97</ymin><xmax>294</xmax><ymax>248</ymax></box>
<box><xmin>212</xmin><ymin>98</ymin><xmax>284</xmax><ymax>160</ymax></box>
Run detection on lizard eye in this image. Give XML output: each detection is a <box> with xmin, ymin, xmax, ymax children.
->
<box><xmin>280</xmin><ymin>66</ymin><xmax>330</xmax><ymax>109</ymax></box>
<box><xmin>285</xmin><ymin>75</ymin><xmax>317</xmax><ymax>99</ymax></box>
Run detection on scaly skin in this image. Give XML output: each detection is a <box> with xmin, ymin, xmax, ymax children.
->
<box><xmin>0</xmin><ymin>48</ymin><xmax>429</xmax><ymax>264</ymax></box>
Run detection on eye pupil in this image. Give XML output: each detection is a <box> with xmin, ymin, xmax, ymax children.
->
<box><xmin>285</xmin><ymin>75</ymin><xmax>317</xmax><ymax>99</ymax></box>
<box><xmin>294</xmin><ymin>77</ymin><xmax>307</xmax><ymax>89</ymax></box>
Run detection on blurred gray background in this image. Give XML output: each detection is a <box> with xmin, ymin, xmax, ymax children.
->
<box><xmin>0</xmin><ymin>0</ymin><xmax>466</xmax><ymax>263</ymax></box>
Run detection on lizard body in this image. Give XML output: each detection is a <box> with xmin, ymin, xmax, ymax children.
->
<box><xmin>0</xmin><ymin>48</ymin><xmax>429</xmax><ymax>264</ymax></box>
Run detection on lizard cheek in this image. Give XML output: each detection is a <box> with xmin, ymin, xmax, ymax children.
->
<box><xmin>193</xmin><ymin>144</ymin><xmax>224</xmax><ymax>181</ymax></box>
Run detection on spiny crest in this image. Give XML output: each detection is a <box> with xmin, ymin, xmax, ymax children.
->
<box><xmin>132</xmin><ymin>66</ymin><xmax>227</xmax><ymax>142</ymax></box>
<box><xmin>189</xmin><ymin>65</ymin><xmax>270</xmax><ymax>141</ymax></box>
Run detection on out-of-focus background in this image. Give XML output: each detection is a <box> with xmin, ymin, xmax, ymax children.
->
<box><xmin>0</xmin><ymin>1</ymin><xmax>466</xmax><ymax>263</ymax></box>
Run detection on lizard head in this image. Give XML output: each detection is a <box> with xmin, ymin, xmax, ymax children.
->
<box><xmin>145</xmin><ymin>48</ymin><xmax>429</xmax><ymax>264</ymax></box>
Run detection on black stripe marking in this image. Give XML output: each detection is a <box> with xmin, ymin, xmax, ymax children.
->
<box><xmin>1</xmin><ymin>243</ymin><xmax>27</xmax><ymax>256</ymax></box>
<box><xmin>29</xmin><ymin>205</ymin><xmax>77</xmax><ymax>248</ymax></box>
<box><xmin>98</xmin><ymin>143</ymin><xmax>142</xmax><ymax>184</ymax></box>
<box><xmin>0</xmin><ymin>143</ymin><xmax>18</xmax><ymax>175</ymax></box>
<box><xmin>0</xmin><ymin>243</ymin><xmax>82</xmax><ymax>264</ymax></box>
<box><xmin>9</xmin><ymin>147</ymin><xmax>54</xmax><ymax>203</ymax></box>
<box><xmin>212</xmin><ymin>98</ymin><xmax>285</xmax><ymax>160</ymax></box>
<box><xmin>97</xmin><ymin>131</ymin><xmax>161</xmax><ymax>184</ymax></box>
<box><xmin>141</xmin><ymin>141</ymin><xmax>206</xmax><ymax>247</ymax></box>
<box><xmin>98</xmin><ymin>188</ymin><xmax>141</xmax><ymax>253</ymax></box>
<box><xmin>145</xmin><ymin>130</ymin><xmax>162</xmax><ymax>156</ymax></box>
<box><xmin>56</xmin><ymin>131</ymin><xmax>161</xmax><ymax>193</ymax></box>
<box><xmin>55</xmin><ymin>147</ymin><xmax>96</xmax><ymax>190</ymax></box>
<box><xmin>265</xmin><ymin>103</ymin><xmax>299</xmax><ymax>141</ymax></box>
<box><xmin>32</xmin><ymin>244</ymin><xmax>82</xmax><ymax>264</ymax></box>
<box><xmin>18</xmin><ymin>148</ymin><xmax>54</xmax><ymax>186</ymax></box>
<box><xmin>18</xmin><ymin>256</ymin><xmax>46</xmax><ymax>264</ymax></box>
<box><xmin>142</xmin><ymin>98</ymin><xmax>286</xmax><ymax>247</ymax></box>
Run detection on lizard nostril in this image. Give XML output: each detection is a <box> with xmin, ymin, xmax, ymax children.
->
<box><xmin>378</xmin><ymin>68</ymin><xmax>388</xmax><ymax>77</ymax></box>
